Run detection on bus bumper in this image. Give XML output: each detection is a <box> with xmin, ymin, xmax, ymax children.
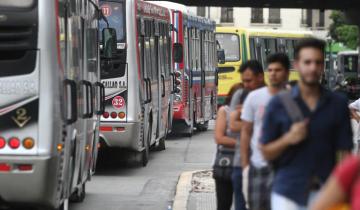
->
<box><xmin>0</xmin><ymin>155</ymin><xmax>58</xmax><ymax>207</ymax></box>
<box><xmin>99</xmin><ymin>122</ymin><xmax>142</xmax><ymax>151</ymax></box>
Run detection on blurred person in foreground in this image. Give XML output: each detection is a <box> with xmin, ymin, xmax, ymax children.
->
<box><xmin>260</xmin><ymin>38</ymin><xmax>353</xmax><ymax>210</ymax></box>
<box><xmin>229</xmin><ymin>60</ymin><xmax>265</xmax><ymax>210</ymax></box>
<box><xmin>349</xmin><ymin>98</ymin><xmax>360</xmax><ymax>153</ymax></box>
<box><xmin>213</xmin><ymin>83</ymin><xmax>243</xmax><ymax>210</ymax></box>
<box><xmin>310</xmin><ymin>155</ymin><xmax>360</xmax><ymax>210</ymax></box>
<box><xmin>240</xmin><ymin>53</ymin><xmax>290</xmax><ymax>210</ymax></box>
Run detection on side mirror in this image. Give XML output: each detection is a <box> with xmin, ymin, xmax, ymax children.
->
<box><xmin>217</xmin><ymin>49</ymin><xmax>225</xmax><ymax>64</ymax></box>
<box><xmin>173</xmin><ymin>43</ymin><xmax>183</xmax><ymax>63</ymax></box>
<box><xmin>102</xmin><ymin>28</ymin><xmax>117</xmax><ymax>59</ymax></box>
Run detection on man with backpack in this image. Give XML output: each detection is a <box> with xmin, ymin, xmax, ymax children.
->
<box><xmin>240</xmin><ymin>53</ymin><xmax>290</xmax><ymax>210</ymax></box>
<box><xmin>260</xmin><ymin>38</ymin><xmax>353</xmax><ymax>210</ymax></box>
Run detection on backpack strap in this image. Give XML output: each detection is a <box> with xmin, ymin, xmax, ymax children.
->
<box><xmin>278</xmin><ymin>91</ymin><xmax>304</xmax><ymax>123</ymax></box>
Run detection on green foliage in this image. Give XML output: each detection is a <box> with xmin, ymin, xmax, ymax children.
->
<box><xmin>329</xmin><ymin>11</ymin><xmax>359</xmax><ymax>49</ymax></box>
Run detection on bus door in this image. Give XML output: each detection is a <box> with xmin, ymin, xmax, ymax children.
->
<box><xmin>194</xmin><ymin>28</ymin><xmax>202</xmax><ymax>122</ymax></box>
<box><xmin>155</xmin><ymin>21</ymin><xmax>166</xmax><ymax>138</ymax></box>
<box><xmin>145</xmin><ymin>19</ymin><xmax>159</xmax><ymax>143</ymax></box>
<box><xmin>200</xmin><ymin>30</ymin><xmax>207</xmax><ymax>121</ymax></box>
<box><xmin>157</xmin><ymin>21</ymin><xmax>167</xmax><ymax>138</ymax></box>
<box><xmin>99</xmin><ymin>0</ymin><xmax>128</xmax><ymax>126</ymax></box>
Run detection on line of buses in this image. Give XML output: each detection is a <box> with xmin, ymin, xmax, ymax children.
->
<box><xmin>0</xmin><ymin>0</ymin><xmax>312</xmax><ymax>209</ymax></box>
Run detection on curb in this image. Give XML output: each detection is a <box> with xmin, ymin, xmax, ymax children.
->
<box><xmin>172</xmin><ymin>171</ymin><xmax>195</xmax><ymax>210</ymax></box>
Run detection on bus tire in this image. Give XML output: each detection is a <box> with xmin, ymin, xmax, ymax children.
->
<box><xmin>196</xmin><ymin>121</ymin><xmax>209</xmax><ymax>132</ymax></box>
<box><xmin>141</xmin><ymin>125</ymin><xmax>151</xmax><ymax>167</ymax></box>
<box><xmin>157</xmin><ymin>137</ymin><xmax>166</xmax><ymax>151</ymax></box>
<box><xmin>69</xmin><ymin>183</ymin><xmax>86</xmax><ymax>203</ymax></box>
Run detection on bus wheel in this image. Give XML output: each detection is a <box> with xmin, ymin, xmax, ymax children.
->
<box><xmin>141</xmin><ymin>126</ymin><xmax>151</xmax><ymax>167</ymax></box>
<box><xmin>196</xmin><ymin>121</ymin><xmax>209</xmax><ymax>132</ymax></box>
<box><xmin>156</xmin><ymin>137</ymin><xmax>166</xmax><ymax>151</ymax></box>
<box><xmin>58</xmin><ymin>199</ymin><xmax>69</xmax><ymax>210</ymax></box>
<box><xmin>69</xmin><ymin>183</ymin><xmax>86</xmax><ymax>203</ymax></box>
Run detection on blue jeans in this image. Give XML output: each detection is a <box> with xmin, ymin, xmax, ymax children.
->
<box><xmin>232</xmin><ymin>167</ymin><xmax>247</xmax><ymax>210</ymax></box>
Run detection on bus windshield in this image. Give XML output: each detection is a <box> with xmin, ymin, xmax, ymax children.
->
<box><xmin>99</xmin><ymin>1</ymin><xmax>126</xmax><ymax>42</ymax></box>
<box><xmin>343</xmin><ymin>55</ymin><xmax>358</xmax><ymax>73</ymax></box>
<box><xmin>215</xmin><ymin>33</ymin><xmax>240</xmax><ymax>62</ymax></box>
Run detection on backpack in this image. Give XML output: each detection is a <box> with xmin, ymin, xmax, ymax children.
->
<box><xmin>271</xmin><ymin>90</ymin><xmax>305</xmax><ymax>169</ymax></box>
<box><xmin>278</xmin><ymin>90</ymin><xmax>304</xmax><ymax>123</ymax></box>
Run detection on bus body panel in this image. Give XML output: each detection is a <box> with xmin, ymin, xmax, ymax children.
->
<box><xmin>0</xmin><ymin>0</ymin><xmax>103</xmax><ymax>208</ymax></box>
<box><xmin>99</xmin><ymin>0</ymin><xmax>172</xmax><ymax>154</ymax></box>
<box><xmin>216</xmin><ymin>27</ymin><xmax>312</xmax><ymax>106</ymax></box>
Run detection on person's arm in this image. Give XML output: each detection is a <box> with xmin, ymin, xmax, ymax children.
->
<box><xmin>240</xmin><ymin>121</ymin><xmax>252</xmax><ymax>167</ymax></box>
<box><xmin>310</xmin><ymin>176</ymin><xmax>346</xmax><ymax>210</ymax></box>
<box><xmin>260</xmin><ymin>120</ymin><xmax>308</xmax><ymax>161</ymax></box>
<box><xmin>335</xmin><ymin>97</ymin><xmax>354</xmax><ymax>161</ymax></box>
<box><xmin>350</xmin><ymin>108</ymin><xmax>360</xmax><ymax>122</ymax></box>
<box><xmin>214</xmin><ymin>107</ymin><xmax>236</xmax><ymax>148</ymax></box>
<box><xmin>229</xmin><ymin>110</ymin><xmax>242</xmax><ymax>132</ymax></box>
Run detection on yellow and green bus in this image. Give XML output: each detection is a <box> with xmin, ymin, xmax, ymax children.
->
<box><xmin>215</xmin><ymin>27</ymin><xmax>312</xmax><ymax>105</ymax></box>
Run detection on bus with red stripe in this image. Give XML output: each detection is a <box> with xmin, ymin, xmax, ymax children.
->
<box><xmin>99</xmin><ymin>0</ymin><xmax>174</xmax><ymax>166</ymax></box>
<box><xmin>162</xmin><ymin>3</ymin><xmax>218</xmax><ymax>136</ymax></box>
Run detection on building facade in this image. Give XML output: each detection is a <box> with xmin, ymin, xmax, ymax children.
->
<box><xmin>190</xmin><ymin>7</ymin><xmax>332</xmax><ymax>38</ymax></box>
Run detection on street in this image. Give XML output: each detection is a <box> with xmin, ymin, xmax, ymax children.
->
<box><xmin>71</xmin><ymin>123</ymin><xmax>216</xmax><ymax>210</ymax></box>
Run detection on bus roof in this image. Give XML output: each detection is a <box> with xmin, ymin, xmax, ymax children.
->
<box><xmin>148</xmin><ymin>1</ymin><xmax>190</xmax><ymax>14</ymax></box>
<box><xmin>338</xmin><ymin>50</ymin><xmax>359</xmax><ymax>55</ymax></box>
<box><xmin>216</xmin><ymin>27</ymin><xmax>312</xmax><ymax>38</ymax></box>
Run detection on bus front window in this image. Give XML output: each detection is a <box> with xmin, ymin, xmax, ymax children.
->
<box><xmin>99</xmin><ymin>1</ymin><xmax>127</xmax><ymax>80</ymax></box>
<box><xmin>215</xmin><ymin>33</ymin><xmax>240</xmax><ymax>62</ymax></box>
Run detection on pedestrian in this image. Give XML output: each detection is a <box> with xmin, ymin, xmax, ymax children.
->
<box><xmin>260</xmin><ymin>38</ymin><xmax>353</xmax><ymax>210</ymax></box>
<box><xmin>310</xmin><ymin>155</ymin><xmax>360</xmax><ymax>210</ymax></box>
<box><xmin>240</xmin><ymin>53</ymin><xmax>290</xmax><ymax>210</ymax></box>
<box><xmin>229</xmin><ymin>60</ymin><xmax>266</xmax><ymax>210</ymax></box>
<box><xmin>213</xmin><ymin>83</ymin><xmax>243</xmax><ymax>210</ymax></box>
<box><xmin>349</xmin><ymin>98</ymin><xmax>360</xmax><ymax>153</ymax></box>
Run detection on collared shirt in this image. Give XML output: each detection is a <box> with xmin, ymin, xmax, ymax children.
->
<box><xmin>260</xmin><ymin>85</ymin><xmax>353</xmax><ymax>205</ymax></box>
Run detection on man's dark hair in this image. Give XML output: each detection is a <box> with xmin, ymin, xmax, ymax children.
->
<box><xmin>266</xmin><ymin>53</ymin><xmax>290</xmax><ymax>71</ymax></box>
<box><xmin>294</xmin><ymin>38</ymin><xmax>326</xmax><ymax>60</ymax></box>
<box><xmin>239</xmin><ymin>60</ymin><xmax>264</xmax><ymax>75</ymax></box>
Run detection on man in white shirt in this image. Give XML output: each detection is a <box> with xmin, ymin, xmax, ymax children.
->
<box><xmin>240</xmin><ymin>53</ymin><xmax>290</xmax><ymax>210</ymax></box>
<box><xmin>350</xmin><ymin>98</ymin><xmax>360</xmax><ymax>152</ymax></box>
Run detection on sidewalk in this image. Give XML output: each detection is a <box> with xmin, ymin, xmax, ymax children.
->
<box><xmin>173</xmin><ymin>170</ymin><xmax>218</xmax><ymax>210</ymax></box>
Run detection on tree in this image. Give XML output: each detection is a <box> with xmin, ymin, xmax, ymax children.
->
<box><xmin>329</xmin><ymin>11</ymin><xmax>359</xmax><ymax>49</ymax></box>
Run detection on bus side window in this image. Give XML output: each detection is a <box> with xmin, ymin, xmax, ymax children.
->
<box><xmin>269</xmin><ymin>38</ymin><xmax>277</xmax><ymax>54</ymax></box>
<box><xmin>145</xmin><ymin>20</ymin><xmax>152</xmax><ymax>80</ymax></box>
<box><xmin>184</xmin><ymin>27</ymin><xmax>189</xmax><ymax>70</ymax></box>
<box><xmin>241</xmin><ymin>34</ymin><xmax>248</xmax><ymax>61</ymax></box>
<box><xmin>258</xmin><ymin>38</ymin><xmax>266</xmax><ymax>68</ymax></box>
<box><xmin>150</xmin><ymin>20</ymin><xmax>158</xmax><ymax>82</ymax></box>
<box><xmin>249</xmin><ymin>37</ymin><xmax>256</xmax><ymax>60</ymax></box>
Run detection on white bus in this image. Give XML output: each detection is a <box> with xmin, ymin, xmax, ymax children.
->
<box><xmin>99</xmin><ymin>0</ymin><xmax>174</xmax><ymax>166</ymax></box>
<box><xmin>0</xmin><ymin>0</ymin><xmax>116</xmax><ymax>209</ymax></box>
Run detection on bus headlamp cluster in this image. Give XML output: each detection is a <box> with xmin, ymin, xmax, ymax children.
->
<box><xmin>0</xmin><ymin>137</ymin><xmax>35</xmax><ymax>150</ymax></box>
<box><xmin>175</xmin><ymin>94</ymin><xmax>182</xmax><ymax>101</ymax></box>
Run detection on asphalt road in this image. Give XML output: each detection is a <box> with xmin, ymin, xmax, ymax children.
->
<box><xmin>71</xmin><ymin>123</ymin><xmax>216</xmax><ymax>210</ymax></box>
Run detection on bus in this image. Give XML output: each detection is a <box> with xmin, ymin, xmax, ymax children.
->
<box><xmin>158</xmin><ymin>3</ymin><xmax>218</xmax><ymax>136</ymax></box>
<box><xmin>99</xmin><ymin>0</ymin><xmax>174</xmax><ymax>166</ymax></box>
<box><xmin>215</xmin><ymin>27</ymin><xmax>312</xmax><ymax>105</ymax></box>
<box><xmin>0</xmin><ymin>0</ymin><xmax>115</xmax><ymax>209</ymax></box>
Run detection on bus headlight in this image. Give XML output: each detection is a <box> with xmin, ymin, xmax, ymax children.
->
<box><xmin>175</xmin><ymin>94</ymin><xmax>182</xmax><ymax>101</ymax></box>
<box><xmin>174</xmin><ymin>70</ymin><xmax>182</xmax><ymax>78</ymax></box>
<box><xmin>175</xmin><ymin>87</ymin><xmax>181</xmax><ymax>94</ymax></box>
